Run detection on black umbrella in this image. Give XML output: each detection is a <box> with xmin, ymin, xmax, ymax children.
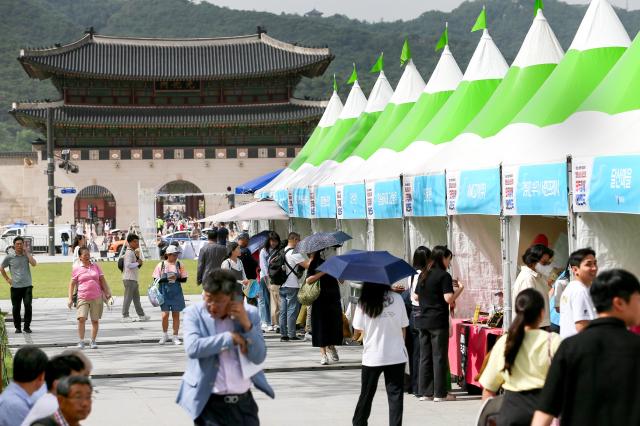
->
<box><xmin>295</xmin><ymin>231</ymin><xmax>350</xmax><ymax>254</ymax></box>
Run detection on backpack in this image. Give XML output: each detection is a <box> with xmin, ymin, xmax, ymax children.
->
<box><xmin>268</xmin><ymin>247</ymin><xmax>303</xmax><ymax>286</ymax></box>
<box><xmin>118</xmin><ymin>249</ymin><xmax>142</xmax><ymax>273</ymax></box>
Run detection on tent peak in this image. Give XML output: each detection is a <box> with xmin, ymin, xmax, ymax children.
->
<box><xmin>364</xmin><ymin>69</ymin><xmax>394</xmax><ymax>113</ymax></box>
<box><xmin>462</xmin><ymin>28</ymin><xmax>508</xmax><ymax>82</ymax></box>
<box><xmin>337</xmin><ymin>80</ymin><xmax>367</xmax><ymax>120</ymax></box>
<box><xmin>512</xmin><ymin>7</ymin><xmax>564</xmax><ymax>68</ymax></box>
<box><xmin>569</xmin><ymin>0</ymin><xmax>630</xmax><ymax>51</ymax></box>
<box><xmin>389</xmin><ymin>60</ymin><xmax>426</xmax><ymax>104</ymax></box>
<box><xmin>424</xmin><ymin>44</ymin><xmax>463</xmax><ymax>94</ymax></box>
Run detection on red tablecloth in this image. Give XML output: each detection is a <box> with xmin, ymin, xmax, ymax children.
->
<box><xmin>448</xmin><ymin>319</ymin><xmax>504</xmax><ymax>388</ymax></box>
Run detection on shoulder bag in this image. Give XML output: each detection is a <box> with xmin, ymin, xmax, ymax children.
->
<box><xmin>298</xmin><ymin>272</ymin><xmax>321</xmax><ymax>305</ymax></box>
<box><xmin>148</xmin><ymin>262</ymin><xmax>165</xmax><ymax>307</ymax></box>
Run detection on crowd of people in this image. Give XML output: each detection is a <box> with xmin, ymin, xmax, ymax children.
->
<box><xmin>2</xmin><ymin>222</ymin><xmax>640</xmax><ymax>426</ymax></box>
<box><xmin>0</xmin><ymin>346</ymin><xmax>94</xmax><ymax>426</ymax></box>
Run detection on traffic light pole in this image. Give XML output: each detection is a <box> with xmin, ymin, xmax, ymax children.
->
<box><xmin>46</xmin><ymin>108</ymin><xmax>55</xmax><ymax>256</ymax></box>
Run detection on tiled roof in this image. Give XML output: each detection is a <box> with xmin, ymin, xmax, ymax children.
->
<box><xmin>19</xmin><ymin>33</ymin><xmax>333</xmax><ymax>80</ymax></box>
<box><xmin>10</xmin><ymin>99</ymin><xmax>327</xmax><ymax>128</ymax></box>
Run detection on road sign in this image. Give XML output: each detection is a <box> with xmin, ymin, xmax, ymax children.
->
<box><xmin>60</xmin><ymin>187</ymin><xmax>76</xmax><ymax>194</ymax></box>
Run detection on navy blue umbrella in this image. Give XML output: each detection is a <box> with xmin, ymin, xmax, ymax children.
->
<box><xmin>248</xmin><ymin>230</ymin><xmax>270</xmax><ymax>254</ymax></box>
<box><xmin>317</xmin><ymin>250</ymin><xmax>416</xmax><ymax>285</ymax></box>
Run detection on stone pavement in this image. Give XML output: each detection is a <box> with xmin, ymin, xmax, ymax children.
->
<box><xmin>2</xmin><ymin>296</ymin><xmax>483</xmax><ymax>425</ymax></box>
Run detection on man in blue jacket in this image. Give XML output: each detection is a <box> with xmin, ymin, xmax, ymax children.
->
<box><xmin>176</xmin><ymin>269</ymin><xmax>274</xmax><ymax>425</ymax></box>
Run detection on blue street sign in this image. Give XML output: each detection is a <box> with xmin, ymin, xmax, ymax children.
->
<box><xmin>60</xmin><ymin>188</ymin><xmax>77</xmax><ymax>194</ymax></box>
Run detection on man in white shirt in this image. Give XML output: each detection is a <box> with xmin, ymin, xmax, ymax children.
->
<box><xmin>559</xmin><ymin>248</ymin><xmax>598</xmax><ymax>339</ymax></box>
<box><xmin>279</xmin><ymin>232</ymin><xmax>309</xmax><ymax>342</ymax></box>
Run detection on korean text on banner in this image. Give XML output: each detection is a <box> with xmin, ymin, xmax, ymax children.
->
<box><xmin>341</xmin><ymin>183</ymin><xmax>367</xmax><ymax>219</ymax></box>
<box><xmin>448</xmin><ymin>168</ymin><xmax>501</xmax><ymax>215</ymax></box>
<box><xmin>274</xmin><ymin>189</ymin><xmax>289</xmax><ymax>213</ymax></box>
<box><xmin>366</xmin><ymin>180</ymin><xmax>403</xmax><ymax>219</ymax></box>
<box><xmin>503</xmin><ymin>163</ymin><xmax>568</xmax><ymax>216</ymax></box>
<box><xmin>404</xmin><ymin>174</ymin><xmax>447</xmax><ymax>217</ymax></box>
<box><xmin>292</xmin><ymin>188</ymin><xmax>311</xmax><ymax>218</ymax></box>
<box><xmin>316</xmin><ymin>186</ymin><xmax>337</xmax><ymax>218</ymax></box>
<box><xmin>573</xmin><ymin>155</ymin><xmax>640</xmax><ymax>213</ymax></box>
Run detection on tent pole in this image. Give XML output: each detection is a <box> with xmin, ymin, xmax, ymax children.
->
<box><xmin>403</xmin><ymin>217</ymin><xmax>411</xmax><ymax>262</ymax></box>
<box><xmin>366</xmin><ymin>219</ymin><xmax>375</xmax><ymax>251</ymax></box>
<box><xmin>501</xmin><ymin>215</ymin><xmax>513</xmax><ymax>329</ymax></box>
<box><xmin>566</xmin><ymin>156</ymin><xmax>578</xmax><ymax>253</ymax></box>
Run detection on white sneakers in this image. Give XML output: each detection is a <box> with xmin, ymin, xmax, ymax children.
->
<box><xmin>320</xmin><ymin>354</ymin><xmax>329</xmax><ymax>365</ymax></box>
<box><xmin>77</xmin><ymin>340</ymin><xmax>98</xmax><ymax>349</ymax></box>
<box><xmin>328</xmin><ymin>347</ymin><xmax>339</xmax><ymax>362</ymax></box>
<box><xmin>433</xmin><ymin>394</ymin><xmax>457</xmax><ymax>402</ymax></box>
<box><xmin>304</xmin><ymin>333</ymin><xmax>312</xmax><ymax>342</ymax></box>
<box><xmin>320</xmin><ymin>347</ymin><xmax>339</xmax><ymax>365</ymax></box>
<box><xmin>159</xmin><ymin>334</ymin><xmax>181</xmax><ymax>345</ymax></box>
<box><xmin>122</xmin><ymin>315</ymin><xmax>150</xmax><ymax>322</ymax></box>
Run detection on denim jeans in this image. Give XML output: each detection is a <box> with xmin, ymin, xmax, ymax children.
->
<box><xmin>257</xmin><ymin>277</ymin><xmax>271</xmax><ymax>326</ymax></box>
<box><xmin>279</xmin><ymin>287</ymin><xmax>300</xmax><ymax>338</ymax></box>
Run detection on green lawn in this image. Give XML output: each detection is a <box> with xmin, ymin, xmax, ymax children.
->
<box><xmin>0</xmin><ymin>260</ymin><xmax>202</xmax><ymax>300</ymax></box>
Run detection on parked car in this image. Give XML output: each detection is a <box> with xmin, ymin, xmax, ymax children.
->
<box><xmin>161</xmin><ymin>231</ymin><xmax>194</xmax><ymax>244</ymax></box>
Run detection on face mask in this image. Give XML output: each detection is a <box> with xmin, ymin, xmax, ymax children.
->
<box><xmin>535</xmin><ymin>263</ymin><xmax>553</xmax><ymax>277</ymax></box>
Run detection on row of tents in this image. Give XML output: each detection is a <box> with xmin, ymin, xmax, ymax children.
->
<box><xmin>257</xmin><ymin>0</ymin><xmax>640</xmax><ymax>323</ymax></box>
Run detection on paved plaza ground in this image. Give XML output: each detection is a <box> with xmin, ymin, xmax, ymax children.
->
<box><xmin>2</xmin><ymin>293</ymin><xmax>482</xmax><ymax>425</ymax></box>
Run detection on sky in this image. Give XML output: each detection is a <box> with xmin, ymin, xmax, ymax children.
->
<box><xmin>202</xmin><ymin>0</ymin><xmax>636</xmax><ymax>22</ymax></box>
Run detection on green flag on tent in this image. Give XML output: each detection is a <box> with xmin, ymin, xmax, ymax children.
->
<box><xmin>435</xmin><ymin>23</ymin><xmax>449</xmax><ymax>51</ymax></box>
<box><xmin>471</xmin><ymin>6</ymin><xmax>487</xmax><ymax>32</ymax></box>
<box><xmin>370</xmin><ymin>52</ymin><xmax>384</xmax><ymax>73</ymax></box>
<box><xmin>333</xmin><ymin>74</ymin><xmax>338</xmax><ymax>92</ymax></box>
<box><xmin>535</xmin><ymin>0</ymin><xmax>544</xmax><ymax>13</ymax></box>
<box><xmin>400</xmin><ymin>38</ymin><xmax>412</xmax><ymax>66</ymax></box>
<box><xmin>346</xmin><ymin>63</ymin><xmax>358</xmax><ymax>85</ymax></box>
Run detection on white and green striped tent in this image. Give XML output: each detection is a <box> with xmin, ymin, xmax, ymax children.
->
<box><xmin>260</xmin><ymin>89</ymin><xmax>342</xmax><ymax>195</ymax></box>
<box><xmin>346</xmin><ymin>44</ymin><xmax>463</xmax><ymax>183</ymax></box>
<box><xmin>285</xmin><ymin>70</ymin><xmax>393</xmax><ymax>189</ymax></box>
<box><xmin>295</xmin><ymin>58</ymin><xmax>425</xmax><ymax>189</ymax></box>
<box><xmin>267</xmin><ymin>77</ymin><xmax>369</xmax><ymax>192</ymax></box>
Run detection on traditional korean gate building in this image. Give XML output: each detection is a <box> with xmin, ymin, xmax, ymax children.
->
<box><xmin>6</xmin><ymin>28</ymin><xmax>332</xmax><ymax>226</ymax></box>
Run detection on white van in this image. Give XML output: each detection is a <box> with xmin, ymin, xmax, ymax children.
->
<box><xmin>0</xmin><ymin>224</ymin><xmax>72</xmax><ymax>253</ymax></box>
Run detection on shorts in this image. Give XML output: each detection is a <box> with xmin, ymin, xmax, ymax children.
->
<box><xmin>77</xmin><ymin>298</ymin><xmax>104</xmax><ymax>320</ymax></box>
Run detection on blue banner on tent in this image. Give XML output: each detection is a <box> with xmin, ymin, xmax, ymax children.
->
<box><xmin>449</xmin><ymin>168</ymin><xmax>501</xmax><ymax>215</ymax></box>
<box><xmin>315</xmin><ymin>186</ymin><xmax>337</xmax><ymax>218</ymax></box>
<box><xmin>573</xmin><ymin>155</ymin><xmax>640</xmax><ymax>213</ymax></box>
<box><xmin>503</xmin><ymin>163</ymin><xmax>568</xmax><ymax>216</ymax></box>
<box><xmin>274</xmin><ymin>189</ymin><xmax>289</xmax><ymax>212</ymax></box>
<box><xmin>406</xmin><ymin>174</ymin><xmax>446</xmax><ymax>217</ymax></box>
<box><xmin>341</xmin><ymin>183</ymin><xmax>367</xmax><ymax>219</ymax></box>
<box><xmin>292</xmin><ymin>188</ymin><xmax>311</xmax><ymax>218</ymax></box>
<box><xmin>366</xmin><ymin>180</ymin><xmax>402</xmax><ymax>219</ymax></box>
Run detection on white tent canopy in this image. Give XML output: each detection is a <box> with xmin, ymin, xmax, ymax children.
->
<box><xmin>199</xmin><ymin>199</ymin><xmax>288</xmax><ymax>223</ymax></box>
